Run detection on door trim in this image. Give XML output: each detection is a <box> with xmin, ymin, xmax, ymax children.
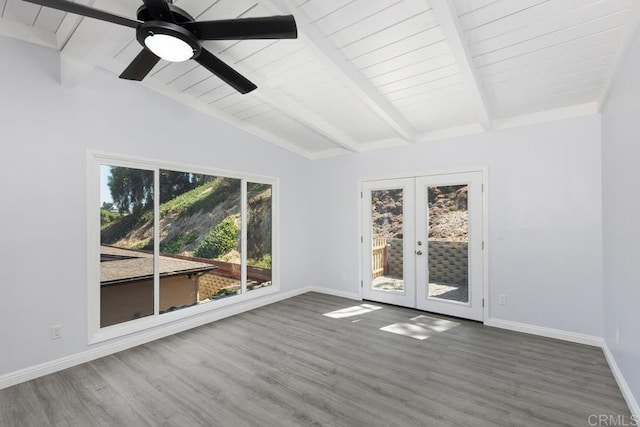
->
<box><xmin>359</xmin><ymin>167</ymin><xmax>489</xmax><ymax>324</ymax></box>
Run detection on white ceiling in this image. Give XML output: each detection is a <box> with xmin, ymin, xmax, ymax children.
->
<box><xmin>1</xmin><ymin>0</ymin><xmax>639</xmax><ymax>159</ymax></box>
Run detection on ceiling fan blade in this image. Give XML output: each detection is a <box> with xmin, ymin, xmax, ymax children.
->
<box><xmin>195</xmin><ymin>49</ymin><xmax>257</xmax><ymax>94</ymax></box>
<box><xmin>183</xmin><ymin>16</ymin><xmax>297</xmax><ymax>40</ymax></box>
<box><xmin>23</xmin><ymin>0</ymin><xmax>140</xmax><ymax>28</ymax></box>
<box><xmin>119</xmin><ymin>49</ymin><xmax>161</xmax><ymax>81</ymax></box>
<box><xmin>142</xmin><ymin>0</ymin><xmax>174</xmax><ymax>21</ymax></box>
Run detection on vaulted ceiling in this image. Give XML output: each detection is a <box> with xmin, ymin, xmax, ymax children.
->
<box><xmin>2</xmin><ymin>0</ymin><xmax>639</xmax><ymax>159</ymax></box>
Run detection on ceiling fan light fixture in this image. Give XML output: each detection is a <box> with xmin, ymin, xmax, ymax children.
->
<box><xmin>136</xmin><ymin>21</ymin><xmax>201</xmax><ymax>63</ymax></box>
<box><xmin>144</xmin><ymin>33</ymin><xmax>193</xmax><ymax>62</ymax></box>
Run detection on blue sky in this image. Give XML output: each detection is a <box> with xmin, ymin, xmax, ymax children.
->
<box><xmin>100</xmin><ymin>165</ymin><xmax>113</xmax><ymax>205</ymax></box>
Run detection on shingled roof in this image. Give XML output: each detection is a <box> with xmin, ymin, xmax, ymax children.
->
<box><xmin>100</xmin><ymin>246</ymin><xmax>216</xmax><ymax>286</ymax></box>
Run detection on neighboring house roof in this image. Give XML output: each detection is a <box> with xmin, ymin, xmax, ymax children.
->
<box><xmin>100</xmin><ymin>246</ymin><xmax>216</xmax><ymax>286</ymax></box>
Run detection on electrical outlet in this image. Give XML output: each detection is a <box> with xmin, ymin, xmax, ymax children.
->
<box><xmin>616</xmin><ymin>328</ymin><xmax>620</xmax><ymax>345</ymax></box>
<box><xmin>51</xmin><ymin>325</ymin><xmax>63</xmax><ymax>340</ymax></box>
<box><xmin>498</xmin><ymin>294</ymin><xmax>507</xmax><ymax>305</ymax></box>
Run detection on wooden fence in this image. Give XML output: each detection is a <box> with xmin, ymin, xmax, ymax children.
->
<box><xmin>372</xmin><ymin>237</ymin><xmax>389</xmax><ymax>278</ymax></box>
<box><xmin>158</xmin><ymin>252</ymin><xmax>271</xmax><ymax>283</ymax></box>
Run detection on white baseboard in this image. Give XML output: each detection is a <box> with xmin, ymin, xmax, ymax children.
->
<box><xmin>485</xmin><ymin>317</ymin><xmax>604</xmax><ymax>347</ymax></box>
<box><xmin>308</xmin><ymin>286</ymin><xmax>361</xmax><ymax>301</ymax></box>
<box><xmin>602</xmin><ymin>341</ymin><xmax>640</xmax><ymax>418</ymax></box>
<box><xmin>484</xmin><ymin>318</ymin><xmax>640</xmax><ymax>415</ymax></box>
<box><xmin>0</xmin><ymin>287</ymin><xmax>312</xmax><ymax>391</ymax></box>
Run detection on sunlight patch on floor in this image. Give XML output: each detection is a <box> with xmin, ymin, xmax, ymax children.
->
<box><xmin>380</xmin><ymin>315</ymin><xmax>460</xmax><ymax>340</ymax></box>
<box><xmin>323</xmin><ymin>304</ymin><xmax>382</xmax><ymax>319</ymax></box>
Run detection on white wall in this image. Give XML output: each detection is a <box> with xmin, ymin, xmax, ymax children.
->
<box><xmin>0</xmin><ymin>32</ymin><xmax>613</xmax><ymax>385</ymax></box>
<box><xmin>601</xmin><ymin>26</ymin><xmax>640</xmax><ymax>409</ymax></box>
<box><xmin>307</xmin><ymin>116</ymin><xmax>603</xmax><ymax>337</ymax></box>
<box><xmin>0</xmin><ymin>36</ymin><xmax>313</xmax><ymax>376</ymax></box>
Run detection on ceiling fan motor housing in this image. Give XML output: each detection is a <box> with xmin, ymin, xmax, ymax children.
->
<box><xmin>136</xmin><ymin>21</ymin><xmax>202</xmax><ymax>61</ymax></box>
<box><xmin>135</xmin><ymin>4</ymin><xmax>201</xmax><ymax>61</ymax></box>
<box><xmin>136</xmin><ymin>3</ymin><xmax>194</xmax><ymax>23</ymax></box>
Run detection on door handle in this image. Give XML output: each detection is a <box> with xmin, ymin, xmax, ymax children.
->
<box><xmin>416</xmin><ymin>250</ymin><xmax>423</xmax><ymax>255</ymax></box>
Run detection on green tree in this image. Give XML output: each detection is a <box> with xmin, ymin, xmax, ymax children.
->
<box><xmin>107</xmin><ymin>167</ymin><xmax>154</xmax><ymax>214</ymax></box>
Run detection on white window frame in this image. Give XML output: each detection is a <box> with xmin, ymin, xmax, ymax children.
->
<box><xmin>87</xmin><ymin>150</ymin><xmax>279</xmax><ymax>344</ymax></box>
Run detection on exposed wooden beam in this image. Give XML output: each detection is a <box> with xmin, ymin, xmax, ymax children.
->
<box><xmin>157</xmin><ymin>48</ymin><xmax>361</xmax><ymax>151</ymax></box>
<box><xmin>258</xmin><ymin>0</ymin><xmax>417</xmax><ymax>143</ymax></box>
<box><xmin>430</xmin><ymin>0</ymin><xmax>492</xmax><ymax>131</ymax></box>
<box><xmin>598</xmin><ymin>1</ymin><xmax>640</xmax><ymax>111</ymax></box>
<box><xmin>254</xmin><ymin>86</ymin><xmax>360</xmax><ymax>152</ymax></box>
<box><xmin>178</xmin><ymin>56</ymin><xmax>361</xmax><ymax>152</ymax></box>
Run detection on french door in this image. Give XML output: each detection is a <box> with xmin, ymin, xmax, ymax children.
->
<box><xmin>362</xmin><ymin>172</ymin><xmax>484</xmax><ymax>321</ymax></box>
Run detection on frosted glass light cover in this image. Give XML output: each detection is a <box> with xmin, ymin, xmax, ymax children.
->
<box><xmin>144</xmin><ymin>34</ymin><xmax>193</xmax><ymax>62</ymax></box>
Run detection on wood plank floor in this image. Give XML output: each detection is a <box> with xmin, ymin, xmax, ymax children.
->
<box><xmin>0</xmin><ymin>292</ymin><xmax>631</xmax><ymax>426</ymax></box>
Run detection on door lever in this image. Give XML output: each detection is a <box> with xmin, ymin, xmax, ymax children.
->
<box><xmin>416</xmin><ymin>250</ymin><xmax>423</xmax><ymax>255</ymax></box>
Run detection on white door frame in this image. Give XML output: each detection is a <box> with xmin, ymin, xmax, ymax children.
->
<box><xmin>359</xmin><ymin>168</ymin><xmax>489</xmax><ymax>323</ymax></box>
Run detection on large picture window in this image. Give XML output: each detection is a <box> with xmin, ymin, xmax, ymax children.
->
<box><xmin>88</xmin><ymin>153</ymin><xmax>277</xmax><ymax>342</ymax></box>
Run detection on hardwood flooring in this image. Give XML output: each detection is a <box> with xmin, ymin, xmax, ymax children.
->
<box><xmin>0</xmin><ymin>292</ymin><xmax>631</xmax><ymax>426</ymax></box>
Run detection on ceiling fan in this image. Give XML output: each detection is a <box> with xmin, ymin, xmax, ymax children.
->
<box><xmin>24</xmin><ymin>0</ymin><xmax>298</xmax><ymax>94</ymax></box>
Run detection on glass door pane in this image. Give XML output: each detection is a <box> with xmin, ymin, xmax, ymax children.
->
<box><xmin>427</xmin><ymin>185</ymin><xmax>469</xmax><ymax>303</ymax></box>
<box><xmin>415</xmin><ymin>172</ymin><xmax>483</xmax><ymax>321</ymax></box>
<box><xmin>370</xmin><ymin>188</ymin><xmax>404</xmax><ymax>293</ymax></box>
<box><xmin>362</xmin><ymin>178</ymin><xmax>416</xmax><ymax>308</ymax></box>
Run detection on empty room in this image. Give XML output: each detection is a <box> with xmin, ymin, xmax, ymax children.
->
<box><xmin>0</xmin><ymin>0</ymin><xmax>638</xmax><ymax>425</ymax></box>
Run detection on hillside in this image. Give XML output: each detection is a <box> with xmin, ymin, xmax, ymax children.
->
<box><xmin>427</xmin><ymin>185</ymin><xmax>468</xmax><ymax>242</ymax></box>
<box><xmin>371</xmin><ymin>185</ymin><xmax>468</xmax><ymax>242</ymax></box>
<box><xmin>101</xmin><ymin>178</ymin><xmax>272</xmax><ymax>264</ymax></box>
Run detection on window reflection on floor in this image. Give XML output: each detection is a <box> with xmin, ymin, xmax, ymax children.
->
<box><xmin>323</xmin><ymin>304</ymin><xmax>382</xmax><ymax>319</ymax></box>
<box><xmin>380</xmin><ymin>315</ymin><xmax>460</xmax><ymax>340</ymax></box>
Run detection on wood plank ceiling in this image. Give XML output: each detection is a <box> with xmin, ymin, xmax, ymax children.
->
<box><xmin>1</xmin><ymin>0</ymin><xmax>639</xmax><ymax>159</ymax></box>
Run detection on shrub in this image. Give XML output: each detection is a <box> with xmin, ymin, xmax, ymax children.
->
<box><xmin>160</xmin><ymin>231</ymin><xmax>197</xmax><ymax>254</ymax></box>
<box><xmin>100</xmin><ymin>209</ymin><xmax>121</xmax><ymax>227</ymax></box>
<box><xmin>194</xmin><ymin>217</ymin><xmax>239</xmax><ymax>259</ymax></box>
<box><xmin>248</xmin><ymin>254</ymin><xmax>272</xmax><ymax>269</ymax></box>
